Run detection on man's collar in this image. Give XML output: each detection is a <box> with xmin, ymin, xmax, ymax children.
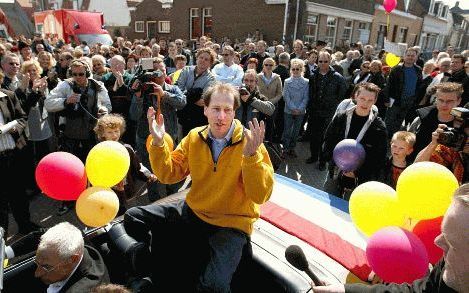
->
<box><xmin>47</xmin><ymin>254</ymin><xmax>83</xmax><ymax>293</ymax></box>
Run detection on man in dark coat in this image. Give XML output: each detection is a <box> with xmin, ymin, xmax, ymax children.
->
<box><xmin>34</xmin><ymin>222</ymin><xmax>109</xmax><ymax>293</ymax></box>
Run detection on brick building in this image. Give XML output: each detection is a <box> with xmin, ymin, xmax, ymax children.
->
<box><xmin>369</xmin><ymin>0</ymin><xmax>426</xmax><ymax>50</ymax></box>
<box><xmin>126</xmin><ymin>0</ymin><xmax>286</xmax><ymax>44</ymax></box>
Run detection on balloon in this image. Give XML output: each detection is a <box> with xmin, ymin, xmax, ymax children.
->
<box><xmin>76</xmin><ymin>187</ymin><xmax>119</xmax><ymax>227</ymax></box>
<box><xmin>350</xmin><ymin>182</ymin><xmax>406</xmax><ymax>236</ymax></box>
<box><xmin>367</xmin><ymin>227</ymin><xmax>429</xmax><ymax>283</ymax></box>
<box><xmin>412</xmin><ymin>216</ymin><xmax>444</xmax><ymax>265</ymax></box>
<box><xmin>86</xmin><ymin>141</ymin><xmax>130</xmax><ymax>187</ymax></box>
<box><xmin>333</xmin><ymin>139</ymin><xmax>366</xmax><ymax>172</ymax></box>
<box><xmin>35</xmin><ymin>152</ymin><xmax>87</xmax><ymax>200</ymax></box>
<box><xmin>385</xmin><ymin>53</ymin><xmax>401</xmax><ymax>68</ymax></box>
<box><xmin>383</xmin><ymin>0</ymin><xmax>397</xmax><ymax>13</ymax></box>
<box><xmin>396</xmin><ymin>162</ymin><xmax>458</xmax><ymax>220</ymax></box>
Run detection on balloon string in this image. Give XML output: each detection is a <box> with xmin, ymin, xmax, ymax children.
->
<box><xmin>386</xmin><ymin>12</ymin><xmax>390</xmax><ymax>37</ymax></box>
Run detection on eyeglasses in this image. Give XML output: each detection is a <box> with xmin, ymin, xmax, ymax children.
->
<box><xmin>291</xmin><ymin>68</ymin><xmax>301</xmax><ymax>71</ymax></box>
<box><xmin>264</xmin><ymin>64</ymin><xmax>274</xmax><ymax>67</ymax></box>
<box><xmin>34</xmin><ymin>259</ymin><xmax>66</xmax><ymax>274</ymax></box>
<box><xmin>318</xmin><ymin>60</ymin><xmax>329</xmax><ymax>63</ymax></box>
<box><xmin>72</xmin><ymin>72</ymin><xmax>85</xmax><ymax>77</ymax></box>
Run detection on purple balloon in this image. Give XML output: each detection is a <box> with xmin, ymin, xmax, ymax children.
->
<box><xmin>333</xmin><ymin>139</ymin><xmax>366</xmax><ymax>172</ymax></box>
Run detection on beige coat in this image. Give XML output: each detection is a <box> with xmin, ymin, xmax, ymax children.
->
<box><xmin>257</xmin><ymin>72</ymin><xmax>283</xmax><ymax>104</ymax></box>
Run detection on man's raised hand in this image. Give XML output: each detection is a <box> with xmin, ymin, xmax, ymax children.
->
<box><xmin>243</xmin><ymin>118</ymin><xmax>265</xmax><ymax>157</ymax></box>
<box><xmin>147</xmin><ymin>106</ymin><xmax>166</xmax><ymax>146</ymax></box>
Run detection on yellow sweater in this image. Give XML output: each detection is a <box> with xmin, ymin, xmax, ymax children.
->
<box><xmin>148</xmin><ymin>119</ymin><xmax>274</xmax><ymax>235</ymax></box>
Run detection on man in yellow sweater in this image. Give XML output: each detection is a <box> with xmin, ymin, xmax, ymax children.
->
<box><xmin>124</xmin><ymin>82</ymin><xmax>274</xmax><ymax>292</ymax></box>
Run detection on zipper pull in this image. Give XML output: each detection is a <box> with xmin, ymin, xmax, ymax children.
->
<box><xmin>213</xmin><ymin>162</ymin><xmax>217</xmax><ymax>172</ymax></box>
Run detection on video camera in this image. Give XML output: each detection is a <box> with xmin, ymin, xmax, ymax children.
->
<box><xmin>437</xmin><ymin>107</ymin><xmax>469</xmax><ymax>151</ymax></box>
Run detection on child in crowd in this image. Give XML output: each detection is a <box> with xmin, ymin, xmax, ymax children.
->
<box><xmin>383</xmin><ymin>131</ymin><xmax>416</xmax><ymax>188</ymax></box>
<box><xmin>94</xmin><ymin>114</ymin><xmax>157</xmax><ymax>215</ymax></box>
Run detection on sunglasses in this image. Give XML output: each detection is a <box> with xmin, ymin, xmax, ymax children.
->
<box><xmin>72</xmin><ymin>72</ymin><xmax>85</xmax><ymax>77</ymax></box>
<box><xmin>264</xmin><ymin>64</ymin><xmax>274</xmax><ymax>67</ymax></box>
<box><xmin>291</xmin><ymin>68</ymin><xmax>301</xmax><ymax>71</ymax></box>
<box><xmin>318</xmin><ymin>60</ymin><xmax>329</xmax><ymax>63</ymax></box>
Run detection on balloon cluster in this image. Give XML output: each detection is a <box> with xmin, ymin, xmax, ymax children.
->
<box><xmin>35</xmin><ymin>141</ymin><xmax>130</xmax><ymax>227</ymax></box>
<box><xmin>349</xmin><ymin>162</ymin><xmax>458</xmax><ymax>283</ymax></box>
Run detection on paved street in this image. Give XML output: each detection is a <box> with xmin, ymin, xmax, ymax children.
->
<box><xmin>6</xmin><ymin>140</ymin><xmax>327</xmax><ymax>243</ymax></box>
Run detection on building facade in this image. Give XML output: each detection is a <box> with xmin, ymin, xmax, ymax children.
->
<box><xmin>449</xmin><ymin>1</ymin><xmax>469</xmax><ymax>52</ymax></box>
<box><xmin>419</xmin><ymin>0</ymin><xmax>452</xmax><ymax>53</ymax></box>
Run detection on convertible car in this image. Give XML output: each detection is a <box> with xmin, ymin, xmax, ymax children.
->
<box><xmin>2</xmin><ymin>174</ymin><xmax>371</xmax><ymax>292</ymax></box>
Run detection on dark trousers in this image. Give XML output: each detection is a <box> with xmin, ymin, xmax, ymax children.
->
<box><xmin>308</xmin><ymin>116</ymin><xmax>331</xmax><ymax>162</ymax></box>
<box><xmin>60</xmin><ymin>136</ymin><xmax>96</xmax><ymax>163</ymax></box>
<box><xmin>273</xmin><ymin>100</ymin><xmax>285</xmax><ymax>143</ymax></box>
<box><xmin>0</xmin><ymin>149</ymin><xmax>32</xmax><ymax>237</ymax></box>
<box><xmin>124</xmin><ymin>198</ymin><xmax>248</xmax><ymax>292</ymax></box>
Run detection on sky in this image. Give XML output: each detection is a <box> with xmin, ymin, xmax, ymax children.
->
<box><xmin>442</xmin><ymin>0</ymin><xmax>469</xmax><ymax>9</ymax></box>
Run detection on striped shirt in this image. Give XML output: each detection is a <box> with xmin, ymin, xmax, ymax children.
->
<box><xmin>0</xmin><ymin>110</ymin><xmax>16</xmax><ymax>152</ymax></box>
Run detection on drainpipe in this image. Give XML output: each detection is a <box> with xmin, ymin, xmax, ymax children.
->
<box><xmin>293</xmin><ymin>0</ymin><xmax>300</xmax><ymax>40</ymax></box>
<box><xmin>282</xmin><ymin>0</ymin><xmax>289</xmax><ymax>44</ymax></box>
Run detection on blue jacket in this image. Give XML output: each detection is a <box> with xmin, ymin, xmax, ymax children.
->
<box><xmin>283</xmin><ymin>76</ymin><xmax>309</xmax><ymax>115</ymax></box>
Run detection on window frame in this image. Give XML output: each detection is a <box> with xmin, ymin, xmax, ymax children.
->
<box><xmin>202</xmin><ymin>7</ymin><xmax>212</xmax><ymax>38</ymax></box>
<box><xmin>158</xmin><ymin>21</ymin><xmax>170</xmax><ymax>34</ymax></box>
<box><xmin>303</xmin><ymin>12</ymin><xmax>319</xmax><ymax>43</ymax></box>
<box><xmin>342</xmin><ymin>19</ymin><xmax>353</xmax><ymax>42</ymax></box>
<box><xmin>135</xmin><ymin>21</ymin><xmax>144</xmax><ymax>33</ymax></box>
<box><xmin>397</xmin><ymin>26</ymin><xmax>408</xmax><ymax>43</ymax></box>
<box><xmin>325</xmin><ymin>16</ymin><xmax>337</xmax><ymax>48</ymax></box>
<box><xmin>189</xmin><ymin>8</ymin><xmax>201</xmax><ymax>41</ymax></box>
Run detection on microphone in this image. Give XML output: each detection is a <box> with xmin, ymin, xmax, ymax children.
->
<box><xmin>285</xmin><ymin>244</ymin><xmax>323</xmax><ymax>286</ymax></box>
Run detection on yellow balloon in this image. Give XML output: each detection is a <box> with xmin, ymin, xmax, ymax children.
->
<box><xmin>396</xmin><ymin>162</ymin><xmax>459</xmax><ymax>220</ymax></box>
<box><xmin>76</xmin><ymin>186</ymin><xmax>119</xmax><ymax>227</ymax></box>
<box><xmin>385</xmin><ymin>53</ymin><xmax>401</xmax><ymax>67</ymax></box>
<box><xmin>86</xmin><ymin>141</ymin><xmax>130</xmax><ymax>187</ymax></box>
<box><xmin>349</xmin><ymin>181</ymin><xmax>405</xmax><ymax>237</ymax></box>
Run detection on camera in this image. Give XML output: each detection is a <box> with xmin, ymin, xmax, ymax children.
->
<box><xmin>437</xmin><ymin>107</ymin><xmax>469</xmax><ymax>151</ymax></box>
<box><xmin>238</xmin><ymin>84</ymin><xmax>249</xmax><ymax>96</ymax></box>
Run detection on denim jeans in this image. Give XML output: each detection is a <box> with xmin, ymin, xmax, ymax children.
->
<box><xmin>124</xmin><ymin>198</ymin><xmax>247</xmax><ymax>292</ymax></box>
<box><xmin>282</xmin><ymin>113</ymin><xmax>304</xmax><ymax>151</ymax></box>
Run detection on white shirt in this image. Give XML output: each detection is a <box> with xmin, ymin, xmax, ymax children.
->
<box><xmin>212</xmin><ymin>63</ymin><xmax>244</xmax><ymax>86</ymax></box>
<box><xmin>47</xmin><ymin>254</ymin><xmax>83</xmax><ymax>293</ymax></box>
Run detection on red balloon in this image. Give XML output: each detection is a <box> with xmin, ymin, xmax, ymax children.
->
<box><xmin>412</xmin><ymin>216</ymin><xmax>444</xmax><ymax>265</ymax></box>
<box><xmin>383</xmin><ymin>0</ymin><xmax>397</xmax><ymax>13</ymax></box>
<box><xmin>35</xmin><ymin>152</ymin><xmax>87</xmax><ymax>200</ymax></box>
<box><xmin>367</xmin><ymin>227</ymin><xmax>429</xmax><ymax>283</ymax></box>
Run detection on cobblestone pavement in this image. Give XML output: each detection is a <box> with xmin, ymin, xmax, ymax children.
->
<box><xmin>6</xmin><ymin>140</ymin><xmax>327</xmax><ymax>243</ymax></box>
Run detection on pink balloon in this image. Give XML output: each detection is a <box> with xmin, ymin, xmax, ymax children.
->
<box><xmin>413</xmin><ymin>217</ymin><xmax>444</xmax><ymax>265</ymax></box>
<box><xmin>367</xmin><ymin>227</ymin><xmax>429</xmax><ymax>283</ymax></box>
<box><xmin>35</xmin><ymin>152</ymin><xmax>87</xmax><ymax>201</ymax></box>
<box><xmin>383</xmin><ymin>0</ymin><xmax>397</xmax><ymax>13</ymax></box>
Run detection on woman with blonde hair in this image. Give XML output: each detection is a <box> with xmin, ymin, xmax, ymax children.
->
<box><xmin>282</xmin><ymin>58</ymin><xmax>309</xmax><ymax>157</ymax></box>
<box><xmin>91</xmin><ymin>54</ymin><xmax>110</xmax><ymax>81</ymax></box>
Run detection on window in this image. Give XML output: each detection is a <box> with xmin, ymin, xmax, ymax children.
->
<box><xmin>325</xmin><ymin>16</ymin><xmax>337</xmax><ymax>48</ymax></box>
<box><xmin>441</xmin><ymin>6</ymin><xmax>448</xmax><ymax>18</ymax></box>
<box><xmin>342</xmin><ymin>19</ymin><xmax>353</xmax><ymax>41</ymax></box>
<box><xmin>202</xmin><ymin>7</ymin><xmax>212</xmax><ymax>38</ymax></box>
<box><xmin>135</xmin><ymin>21</ymin><xmax>144</xmax><ymax>33</ymax></box>
<box><xmin>358</xmin><ymin>22</ymin><xmax>370</xmax><ymax>30</ymax></box>
<box><xmin>433</xmin><ymin>2</ymin><xmax>441</xmax><ymax>16</ymax></box>
<box><xmin>158</xmin><ymin>21</ymin><xmax>170</xmax><ymax>33</ymax></box>
<box><xmin>146</xmin><ymin>21</ymin><xmax>157</xmax><ymax>39</ymax></box>
<box><xmin>397</xmin><ymin>27</ymin><xmax>408</xmax><ymax>43</ymax></box>
<box><xmin>304</xmin><ymin>13</ymin><xmax>318</xmax><ymax>43</ymax></box>
<box><xmin>190</xmin><ymin>8</ymin><xmax>201</xmax><ymax>40</ymax></box>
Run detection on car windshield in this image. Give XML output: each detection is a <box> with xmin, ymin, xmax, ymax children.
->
<box><xmin>77</xmin><ymin>33</ymin><xmax>113</xmax><ymax>46</ymax></box>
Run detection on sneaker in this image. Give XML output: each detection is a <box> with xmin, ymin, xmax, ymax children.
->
<box><xmin>305</xmin><ymin>157</ymin><xmax>317</xmax><ymax>164</ymax></box>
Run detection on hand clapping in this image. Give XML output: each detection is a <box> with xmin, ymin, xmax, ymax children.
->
<box><xmin>147</xmin><ymin>106</ymin><xmax>166</xmax><ymax>146</ymax></box>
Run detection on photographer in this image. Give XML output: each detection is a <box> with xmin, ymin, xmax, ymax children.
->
<box><xmin>415</xmin><ymin>112</ymin><xmax>468</xmax><ymax>183</ymax></box>
<box><xmin>176</xmin><ymin>47</ymin><xmax>216</xmax><ymax>136</ymax></box>
<box><xmin>45</xmin><ymin>59</ymin><xmax>111</xmax><ymax>162</ymax></box>
<box><xmin>235</xmin><ymin>69</ymin><xmax>274</xmax><ymax>128</ymax></box>
<box><xmin>410</xmin><ymin>82</ymin><xmax>463</xmax><ymax>160</ymax></box>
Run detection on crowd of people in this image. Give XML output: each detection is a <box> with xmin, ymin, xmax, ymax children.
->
<box><xmin>0</xmin><ymin>32</ymin><xmax>468</xmax><ymax>292</ymax></box>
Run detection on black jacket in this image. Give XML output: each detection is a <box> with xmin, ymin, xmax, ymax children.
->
<box><xmin>368</xmin><ymin>72</ymin><xmax>388</xmax><ymax>109</ymax></box>
<box><xmin>59</xmin><ymin>246</ymin><xmax>110</xmax><ymax>293</ymax></box>
<box><xmin>385</xmin><ymin>63</ymin><xmax>423</xmax><ymax>106</ymax></box>
<box><xmin>309</xmin><ymin>67</ymin><xmax>347</xmax><ymax>118</ymax></box>
<box><xmin>448</xmin><ymin>69</ymin><xmax>469</xmax><ymax>106</ymax></box>
<box><xmin>273</xmin><ymin>64</ymin><xmax>290</xmax><ymax>86</ymax></box>
<box><xmin>322</xmin><ymin>108</ymin><xmax>388</xmax><ymax>184</ymax></box>
<box><xmin>345</xmin><ymin>260</ymin><xmax>456</xmax><ymax>293</ymax></box>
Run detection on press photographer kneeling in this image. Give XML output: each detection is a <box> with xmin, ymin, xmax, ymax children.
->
<box><xmin>415</xmin><ymin>106</ymin><xmax>469</xmax><ymax>183</ymax></box>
